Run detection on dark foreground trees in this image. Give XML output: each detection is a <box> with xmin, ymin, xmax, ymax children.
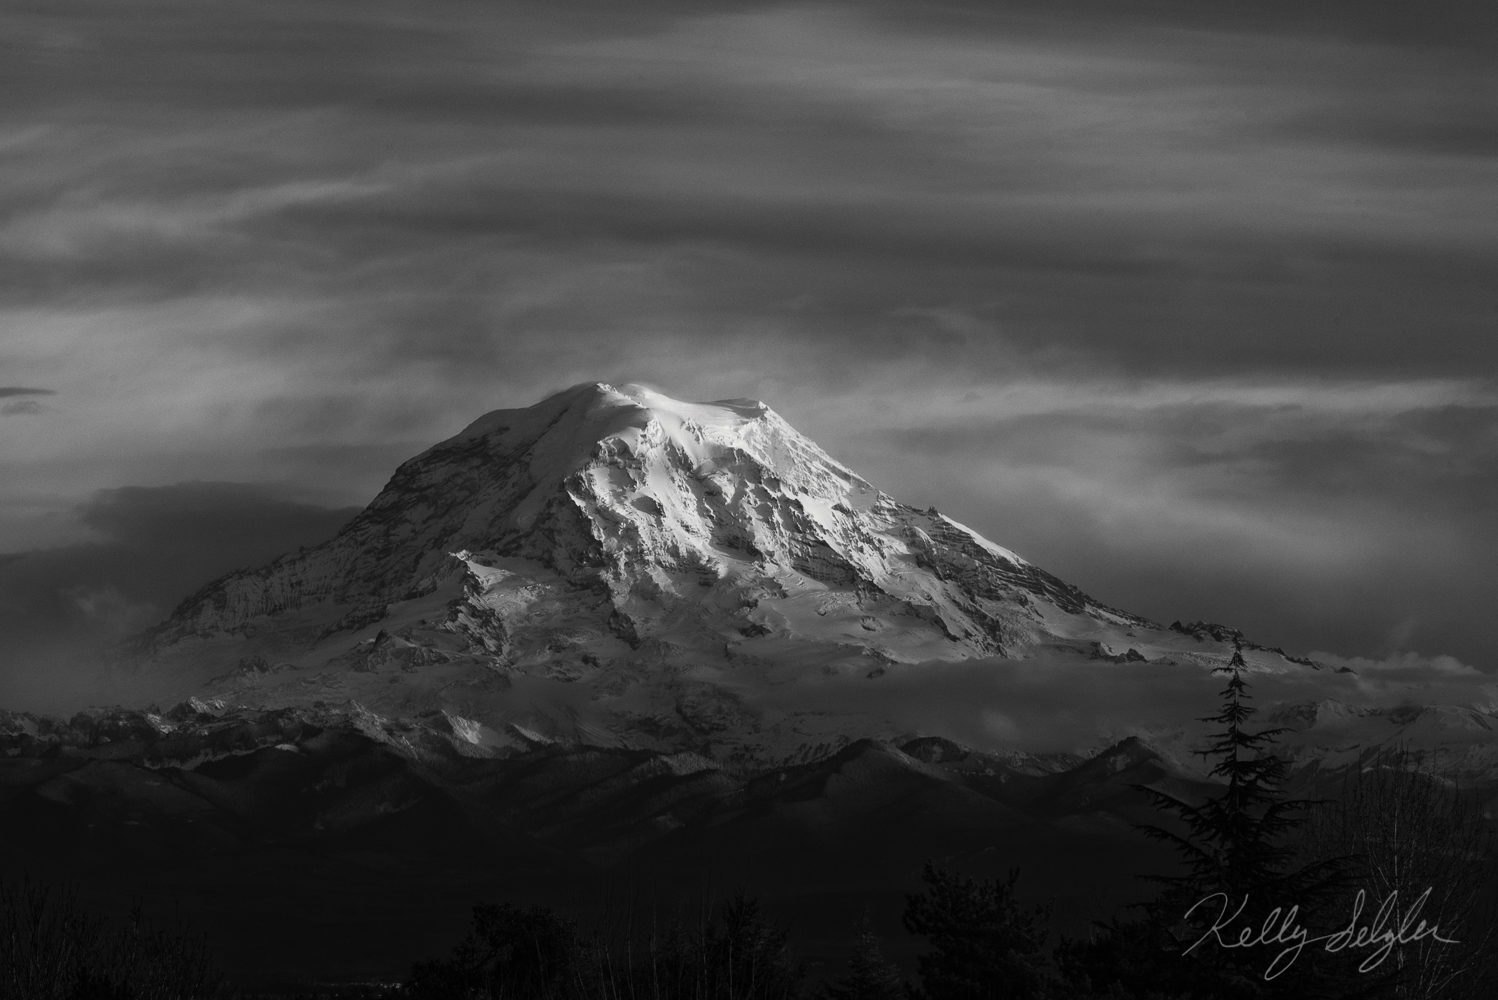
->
<box><xmin>902</xmin><ymin>865</ymin><xmax>1048</xmax><ymax>1000</ymax></box>
<box><xmin>0</xmin><ymin>878</ymin><xmax>228</xmax><ymax>1000</ymax></box>
<box><xmin>1056</xmin><ymin>648</ymin><xmax>1498</xmax><ymax>1000</ymax></box>
<box><xmin>403</xmin><ymin>654</ymin><xmax>1496</xmax><ymax>1000</ymax></box>
<box><xmin>404</xmin><ymin>892</ymin><xmax>802</xmax><ymax>1000</ymax></box>
<box><xmin>1292</xmin><ymin>745</ymin><xmax>1498</xmax><ymax>1000</ymax></box>
<box><xmin>405</xmin><ymin>867</ymin><xmax>1053</xmax><ymax>1000</ymax></box>
<box><xmin>1056</xmin><ymin>646</ymin><xmax>1382</xmax><ymax>999</ymax></box>
<box><xmin>821</xmin><ymin>913</ymin><xmax>904</xmax><ymax>1000</ymax></box>
<box><xmin>405</xmin><ymin>902</ymin><xmax>578</xmax><ymax>1000</ymax></box>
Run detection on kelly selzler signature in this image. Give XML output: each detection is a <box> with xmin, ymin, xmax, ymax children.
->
<box><xmin>1182</xmin><ymin>889</ymin><xmax>1461</xmax><ymax>980</ymax></box>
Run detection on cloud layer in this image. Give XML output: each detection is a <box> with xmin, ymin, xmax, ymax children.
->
<box><xmin>1</xmin><ymin>0</ymin><xmax>1494</xmax><ymax>698</ymax></box>
<box><xmin>751</xmin><ymin>650</ymin><xmax>1498</xmax><ymax>758</ymax></box>
<box><xmin>0</xmin><ymin>482</ymin><xmax>357</xmax><ymax>711</ymax></box>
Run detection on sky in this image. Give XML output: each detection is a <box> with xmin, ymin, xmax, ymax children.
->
<box><xmin>1</xmin><ymin>0</ymin><xmax>1495</xmax><ymax>710</ymax></box>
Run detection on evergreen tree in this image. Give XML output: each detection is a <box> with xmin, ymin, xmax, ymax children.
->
<box><xmin>1140</xmin><ymin>644</ymin><xmax>1306</xmax><ymax>906</ymax></box>
<box><xmin>903</xmin><ymin>863</ymin><xmax>1049</xmax><ymax>1000</ymax></box>
<box><xmin>1141</xmin><ymin>643</ymin><xmax>1358</xmax><ymax>995</ymax></box>
<box><xmin>1058</xmin><ymin>645</ymin><xmax>1369</xmax><ymax>999</ymax></box>
<box><xmin>406</xmin><ymin>901</ymin><xmax>578</xmax><ymax>999</ymax></box>
<box><xmin>824</xmin><ymin>912</ymin><xmax>906</xmax><ymax>1000</ymax></box>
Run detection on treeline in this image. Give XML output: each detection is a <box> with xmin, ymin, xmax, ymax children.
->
<box><xmin>401</xmin><ymin>649</ymin><xmax>1498</xmax><ymax>1000</ymax></box>
<box><xmin>0</xmin><ymin>879</ymin><xmax>228</xmax><ymax>1000</ymax></box>
<box><xmin>398</xmin><ymin>841</ymin><xmax>1493</xmax><ymax>1000</ymax></box>
<box><xmin>396</xmin><ymin>867</ymin><xmax>1060</xmax><ymax>1000</ymax></box>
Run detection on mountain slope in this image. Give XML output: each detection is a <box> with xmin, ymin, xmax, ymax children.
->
<box><xmin>118</xmin><ymin>382</ymin><xmax>1307</xmax><ymax>759</ymax></box>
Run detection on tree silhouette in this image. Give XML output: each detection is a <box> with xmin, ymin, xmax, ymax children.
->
<box><xmin>903</xmin><ymin>863</ymin><xmax>1049</xmax><ymax>1000</ymax></box>
<box><xmin>823</xmin><ymin>912</ymin><xmax>905</xmax><ymax>1000</ymax></box>
<box><xmin>406</xmin><ymin>901</ymin><xmax>577</xmax><ymax>999</ymax></box>
<box><xmin>1059</xmin><ymin>644</ymin><xmax>1369</xmax><ymax>999</ymax></box>
<box><xmin>1293</xmin><ymin>745</ymin><xmax>1498</xmax><ymax>999</ymax></box>
<box><xmin>0</xmin><ymin>877</ymin><xmax>227</xmax><ymax>1000</ymax></box>
<box><xmin>1139</xmin><ymin>644</ymin><xmax>1316</xmax><ymax>906</ymax></box>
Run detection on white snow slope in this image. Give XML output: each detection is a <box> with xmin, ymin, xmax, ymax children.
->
<box><xmin>119</xmin><ymin>383</ymin><xmax>1324</xmax><ymax>761</ymax></box>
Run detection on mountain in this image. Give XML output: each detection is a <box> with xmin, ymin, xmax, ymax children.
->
<box><xmin>5</xmin><ymin>689</ymin><xmax>1498</xmax><ymax>985</ymax></box>
<box><xmin>117</xmin><ymin>382</ymin><xmax>1324</xmax><ymax>762</ymax></box>
<box><xmin>0</xmin><ymin>703</ymin><xmax>1201</xmax><ymax>985</ymax></box>
<box><xmin>11</xmin><ymin>697</ymin><xmax>1492</xmax><ymax>987</ymax></box>
<box><xmin>12</xmin><ymin>386</ymin><xmax>1498</xmax><ymax>985</ymax></box>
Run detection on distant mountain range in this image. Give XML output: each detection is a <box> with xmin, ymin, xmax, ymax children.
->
<box><xmin>5</xmin><ymin>689</ymin><xmax>1494</xmax><ymax>984</ymax></box>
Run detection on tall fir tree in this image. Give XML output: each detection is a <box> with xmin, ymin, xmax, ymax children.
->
<box><xmin>1141</xmin><ymin>643</ymin><xmax>1306</xmax><ymax>906</ymax></box>
<box><xmin>1058</xmin><ymin>643</ymin><xmax>1377</xmax><ymax>999</ymax></box>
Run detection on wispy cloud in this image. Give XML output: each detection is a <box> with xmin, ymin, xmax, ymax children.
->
<box><xmin>0</xmin><ymin>0</ymin><xmax>1493</xmax><ymax>678</ymax></box>
<box><xmin>0</xmin><ymin>386</ymin><xmax>54</xmax><ymax>416</ymax></box>
<box><xmin>0</xmin><ymin>177</ymin><xmax>392</xmax><ymax>261</ymax></box>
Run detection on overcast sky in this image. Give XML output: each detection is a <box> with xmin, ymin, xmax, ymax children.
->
<box><xmin>1</xmin><ymin>0</ymin><xmax>1495</xmax><ymax>708</ymax></box>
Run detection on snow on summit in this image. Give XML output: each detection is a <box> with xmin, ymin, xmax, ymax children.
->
<box><xmin>119</xmin><ymin>383</ymin><xmax>1308</xmax><ymax>757</ymax></box>
<box><xmin>429</xmin><ymin>382</ymin><xmax>871</xmax><ymax>508</ymax></box>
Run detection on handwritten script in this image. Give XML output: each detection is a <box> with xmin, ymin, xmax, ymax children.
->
<box><xmin>1182</xmin><ymin>889</ymin><xmax>1460</xmax><ymax>979</ymax></box>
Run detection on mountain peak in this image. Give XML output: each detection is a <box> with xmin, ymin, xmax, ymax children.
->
<box><xmin>424</xmin><ymin>382</ymin><xmax>863</xmax><ymax>501</ymax></box>
<box><xmin>116</xmin><ymin>383</ymin><xmax>1283</xmax><ymax>759</ymax></box>
<box><xmin>435</xmin><ymin>381</ymin><xmax>772</xmax><ymax>448</ymax></box>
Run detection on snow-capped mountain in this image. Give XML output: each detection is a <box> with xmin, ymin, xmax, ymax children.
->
<box><xmin>119</xmin><ymin>382</ymin><xmax>1312</xmax><ymax>760</ymax></box>
<box><xmin>20</xmin><ymin>382</ymin><xmax>1488</xmax><ymax>985</ymax></box>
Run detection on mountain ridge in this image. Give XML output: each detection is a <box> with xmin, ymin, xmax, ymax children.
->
<box><xmin>114</xmin><ymin>383</ymin><xmax>1323</xmax><ymax>761</ymax></box>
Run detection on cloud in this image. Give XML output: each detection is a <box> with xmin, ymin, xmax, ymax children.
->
<box><xmin>805</xmin><ymin>362</ymin><xmax>1498</xmax><ymax>667</ymax></box>
<box><xmin>750</xmin><ymin>655</ymin><xmax>1220</xmax><ymax>754</ymax></box>
<box><xmin>0</xmin><ymin>177</ymin><xmax>391</xmax><ymax>261</ymax></box>
<box><xmin>62</xmin><ymin>583</ymin><xmax>157</xmax><ymax>636</ymax></box>
<box><xmin>748</xmin><ymin>650</ymin><xmax>1498</xmax><ymax>756</ymax></box>
<box><xmin>1310</xmin><ymin>650</ymin><xmax>1480</xmax><ymax>679</ymax></box>
<box><xmin>0</xmin><ymin>0</ymin><xmax>1493</xmax><ymax>700</ymax></box>
<box><xmin>0</xmin><ymin>482</ymin><xmax>358</xmax><ymax>713</ymax></box>
<box><xmin>0</xmin><ymin>387</ymin><xmax>53</xmax><ymax>416</ymax></box>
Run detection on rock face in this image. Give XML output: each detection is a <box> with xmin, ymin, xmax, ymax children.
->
<box><xmin>118</xmin><ymin>383</ymin><xmax>1296</xmax><ymax>760</ymax></box>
